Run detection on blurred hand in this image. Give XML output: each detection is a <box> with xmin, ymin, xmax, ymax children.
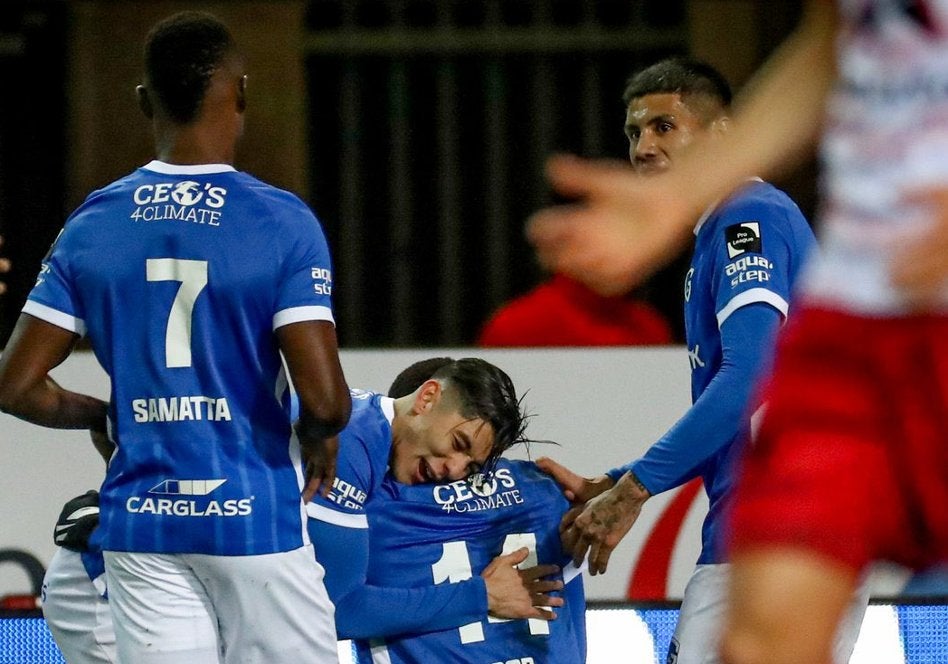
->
<box><xmin>560</xmin><ymin>471</ymin><xmax>650</xmax><ymax>576</ymax></box>
<box><xmin>536</xmin><ymin>456</ymin><xmax>613</xmax><ymax>503</ymax></box>
<box><xmin>892</xmin><ymin>186</ymin><xmax>948</xmax><ymax>305</ymax></box>
<box><xmin>527</xmin><ymin>155</ymin><xmax>696</xmax><ymax>297</ymax></box>
<box><xmin>299</xmin><ymin>431</ymin><xmax>339</xmax><ymax>503</ymax></box>
<box><xmin>482</xmin><ymin>547</ymin><xmax>563</xmax><ymax>621</ymax></box>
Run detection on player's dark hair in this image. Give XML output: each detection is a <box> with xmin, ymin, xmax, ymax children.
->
<box><xmin>387</xmin><ymin>357</ymin><xmax>455</xmax><ymax>399</ymax></box>
<box><xmin>432</xmin><ymin>358</ymin><xmax>529</xmax><ymax>474</ymax></box>
<box><xmin>622</xmin><ymin>57</ymin><xmax>732</xmax><ymax>117</ymax></box>
<box><xmin>143</xmin><ymin>11</ymin><xmax>237</xmax><ymax>124</ymax></box>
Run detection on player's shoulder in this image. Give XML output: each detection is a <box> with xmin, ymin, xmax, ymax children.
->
<box><xmin>713</xmin><ymin>180</ymin><xmax>809</xmax><ymax>231</ymax></box>
<box><xmin>342</xmin><ymin>390</ymin><xmax>392</xmax><ymax>450</ymax></box>
<box><xmin>233</xmin><ymin>172</ymin><xmax>319</xmax><ymax>223</ymax></box>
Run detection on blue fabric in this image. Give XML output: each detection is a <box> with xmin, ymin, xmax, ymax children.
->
<box><xmin>354</xmin><ymin>460</ymin><xmax>586</xmax><ymax>663</ymax></box>
<box><xmin>607</xmin><ymin>181</ymin><xmax>816</xmax><ymax>563</ymax></box>
<box><xmin>27</xmin><ymin>163</ymin><xmax>335</xmax><ymax>556</ymax></box>
<box><xmin>306</xmin><ymin>392</ymin><xmax>490</xmax><ymax>640</ymax></box>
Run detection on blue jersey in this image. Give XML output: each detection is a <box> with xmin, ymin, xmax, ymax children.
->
<box><xmin>307</xmin><ymin>392</ymin><xmax>491</xmax><ymax>640</ymax></box>
<box><xmin>609</xmin><ymin>180</ymin><xmax>815</xmax><ymax>563</ymax></box>
<box><xmin>354</xmin><ymin>460</ymin><xmax>586</xmax><ymax>664</ymax></box>
<box><xmin>25</xmin><ymin>161</ymin><xmax>336</xmax><ymax>555</ymax></box>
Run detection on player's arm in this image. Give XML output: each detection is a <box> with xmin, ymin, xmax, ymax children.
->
<box><xmin>277</xmin><ymin>320</ymin><xmax>351</xmax><ymax>499</ymax></box>
<box><xmin>0</xmin><ymin>314</ymin><xmax>108</xmax><ymax>432</ymax></box>
<box><xmin>309</xmin><ymin>517</ymin><xmax>493</xmax><ymax>640</ymax></box>
<box><xmin>611</xmin><ymin>302</ymin><xmax>782</xmax><ymax>493</ymax></box>
<box><xmin>527</xmin><ymin>0</ymin><xmax>837</xmax><ymax>295</ymax></box>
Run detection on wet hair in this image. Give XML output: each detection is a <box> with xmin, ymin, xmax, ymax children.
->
<box><xmin>431</xmin><ymin>358</ymin><xmax>529</xmax><ymax>473</ymax></box>
<box><xmin>143</xmin><ymin>11</ymin><xmax>237</xmax><ymax>124</ymax></box>
<box><xmin>387</xmin><ymin>357</ymin><xmax>455</xmax><ymax>399</ymax></box>
<box><xmin>622</xmin><ymin>57</ymin><xmax>732</xmax><ymax>121</ymax></box>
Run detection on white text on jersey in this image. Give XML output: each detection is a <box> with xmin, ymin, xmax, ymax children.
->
<box><xmin>132</xmin><ymin>396</ymin><xmax>232</xmax><ymax>423</ymax></box>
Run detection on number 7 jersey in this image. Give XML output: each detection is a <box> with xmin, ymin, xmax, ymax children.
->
<box><xmin>24</xmin><ymin>161</ymin><xmax>336</xmax><ymax>556</ymax></box>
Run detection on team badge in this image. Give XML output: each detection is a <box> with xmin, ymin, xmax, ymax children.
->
<box><xmin>725</xmin><ymin>222</ymin><xmax>762</xmax><ymax>259</ymax></box>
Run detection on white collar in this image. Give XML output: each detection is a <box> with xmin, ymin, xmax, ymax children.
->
<box><xmin>380</xmin><ymin>396</ymin><xmax>395</xmax><ymax>425</ymax></box>
<box><xmin>142</xmin><ymin>160</ymin><xmax>236</xmax><ymax>175</ymax></box>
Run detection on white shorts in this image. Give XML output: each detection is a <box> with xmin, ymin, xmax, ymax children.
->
<box><xmin>104</xmin><ymin>545</ymin><xmax>338</xmax><ymax>664</ymax></box>
<box><xmin>667</xmin><ymin>564</ymin><xmax>870</xmax><ymax>664</ymax></box>
<box><xmin>42</xmin><ymin>548</ymin><xmax>117</xmax><ymax>664</ymax></box>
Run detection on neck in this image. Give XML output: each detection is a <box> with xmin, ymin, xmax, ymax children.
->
<box><xmin>153</xmin><ymin>121</ymin><xmax>236</xmax><ymax>166</ymax></box>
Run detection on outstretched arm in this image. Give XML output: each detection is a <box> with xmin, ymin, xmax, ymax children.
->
<box><xmin>527</xmin><ymin>0</ymin><xmax>837</xmax><ymax>295</ymax></box>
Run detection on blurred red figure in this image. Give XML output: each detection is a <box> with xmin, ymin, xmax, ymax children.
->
<box><xmin>479</xmin><ymin>275</ymin><xmax>672</xmax><ymax>346</ymax></box>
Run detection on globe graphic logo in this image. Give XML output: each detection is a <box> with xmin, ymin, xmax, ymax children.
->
<box><xmin>171</xmin><ymin>181</ymin><xmax>204</xmax><ymax>206</ymax></box>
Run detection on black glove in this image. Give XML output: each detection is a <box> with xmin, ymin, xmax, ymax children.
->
<box><xmin>53</xmin><ymin>490</ymin><xmax>100</xmax><ymax>552</ymax></box>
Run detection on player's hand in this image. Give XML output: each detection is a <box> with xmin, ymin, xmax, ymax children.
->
<box><xmin>89</xmin><ymin>425</ymin><xmax>115</xmax><ymax>465</ymax></box>
<box><xmin>561</xmin><ymin>471</ymin><xmax>650</xmax><ymax>576</ymax></box>
<box><xmin>892</xmin><ymin>186</ymin><xmax>948</xmax><ymax>305</ymax></box>
<box><xmin>482</xmin><ymin>547</ymin><xmax>564</xmax><ymax>621</ymax></box>
<box><xmin>526</xmin><ymin>155</ymin><xmax>696</xmax><ymax>297</ymax></box>
<box><xmin>536</xmin><ymin>456</ymin><xmax>613</xmax><ymax>503</ymax></box>
<box><xmin>53</xmin><ymin>490</ymin><xmax>100</xmax><ymax>552</ymax></box>
<box><xmin>299</xmin><ymin>431</ymin><xmax>339</xmax><ymax>502</ymax></box>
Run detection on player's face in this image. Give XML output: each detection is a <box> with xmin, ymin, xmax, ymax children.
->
<box><xmin>391</xmin><ymin>384</ymin><xmax>495</xmax><ymax>485</ymax></box>
<box><xmin>624</xmin><ymin>92</ymin><xmax>708</xmax><ymax>175</ymax></box>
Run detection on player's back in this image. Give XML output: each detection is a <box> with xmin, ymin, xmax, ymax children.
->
<box><xmin>355</xmin><ymin>459</ymin><xmax>586</xmax><ymax>664</ymax></box>
<box><xmin>27</xmin><ymin>161</ymin><xmax>336</xmax><ymax>556</ymax></box>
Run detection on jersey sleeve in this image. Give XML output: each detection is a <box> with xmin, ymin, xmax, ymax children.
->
<box><xmin>271</xmin><ymin>199</ymin><xmax>336</xmax><ymax>330</ymax></box>
<box><xmin>308</xmin><ymin>518</ymin><xmax>488</xmax><ymax>640</ymax></box>
<box><xmin>22</xmin><ymin>223</ymin><xmax>87</xmax><ymax>335</ymax></box>
<box><xmin>306</xmin><ymin>425</ymin><xmax>374</xmax><ymax>527</ymax></box>
<box><xmin>607</xmin><ymin>303</ymin><xmax>783</xmax><ymax>493</ymax></box>
<box><xmin>710</xmin><ymin>198</ymin><xmax>797</xmax><ymax>328</ymax></box>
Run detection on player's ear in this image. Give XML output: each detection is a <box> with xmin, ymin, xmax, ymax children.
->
<box><xmin>412</xmin><ymin>379</ymin><xmax>441</xmax><ymax>414</ymax></box>
<box><xmin>710</xmin><ymin>114</ymin><xmax>730</xmax><ymax>136</ymax></box>
<box><xmin>136</xmin><ymin>85</ymin><xmax>154</xmax><ymax>119</ymax></box>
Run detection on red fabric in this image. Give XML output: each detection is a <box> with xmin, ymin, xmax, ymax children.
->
<box><xmin>728</xmin><ymin>306</ymin><xmax>948</xmax><ymax>573</ymax></box>
<box><xmin>626</xmin><ymin>478</ymin><xmax>704</xmax><ymax>600</ymax></box>
<box><xmin>478</xmin><ymin>276</ymin><xmax>672</xmax><ymax>347</ymax></box>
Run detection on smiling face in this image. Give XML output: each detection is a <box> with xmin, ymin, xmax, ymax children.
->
<box><xmin>390</xmin><ymin>380</ymin><xmax>495</xmax><ymax>485</ymax></box>
<box><xmin>624</xmin><ymin>92</ymin><xmax>711</xmax><ymax>175</ymax></box>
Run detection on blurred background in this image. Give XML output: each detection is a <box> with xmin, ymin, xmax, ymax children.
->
<box><xmin>0</xmin><ymin>0</ymin><xmax>810</xmax><ymax>348</ymax></box>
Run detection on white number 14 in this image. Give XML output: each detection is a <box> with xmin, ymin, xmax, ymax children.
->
<box><xmin>431</xmin><ymin>533</ymin><xmax>551</xmax><ymax>645</ymax></box>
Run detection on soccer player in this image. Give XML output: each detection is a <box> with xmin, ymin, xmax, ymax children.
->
<box><xmin>528</xmin><ymin>2</ymin><xmax>948</xmax><ymax>663</ymax></box>
<box><xmin>307</xmin><ymin>357</ymin><xmax>567</xmax><ymax>641</ymax></box>
<box><xmin>345</xmin><ymin>357</ymin><xmax>586</xmax><ymax>663</ymax></box>
<box><xmin>0</xmin><ymin>12</ymin><xmax>351</xmax><ymax>663</ymax></box>
<box><xmin>536</xmin><ymin>58</ymin><xmax>864</xmax><ymax>664</ymax></box>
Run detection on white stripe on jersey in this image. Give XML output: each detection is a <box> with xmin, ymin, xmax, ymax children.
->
<box><xmin>273</xmin><ymin>305</ymin><xmax>335</xmax><ymax>330</ymax></box>
<box><xmin>22</xmin><ymin>300</ymin><xmax>87</xmax><ymax>336</ymax></box>
<box><xmin>306</xmin><ymin>502</ymin><xmax>369</xmax><ymax>529</ymax></box>
<box><xmin>715</xmin><ymin>288</ymin><xmax>789</xmax><ymax>328</ymax></box>
<box><xmin>370</xmin><ymin>639</ymin><xmax>393</xmax><ymax>664</ymax></box>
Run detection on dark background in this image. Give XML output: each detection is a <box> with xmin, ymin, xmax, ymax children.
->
<box><xmin>0</xmin><ymin>0</ymin><xmax>808</xmax><ymax>348</ymax></box>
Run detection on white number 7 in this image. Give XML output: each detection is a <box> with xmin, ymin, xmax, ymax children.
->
<box><xmin>146</xmin><ymin>258</ymin><xmax>208</xmax><ymax>368</ymax></box>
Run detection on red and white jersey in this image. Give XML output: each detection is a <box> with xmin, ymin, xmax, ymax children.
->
<box><xmin>804</xmin><ymin>0</ymin><xmax>948</xmax><ymax>313</ymax></box>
